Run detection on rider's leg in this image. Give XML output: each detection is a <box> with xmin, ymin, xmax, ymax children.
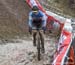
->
<box><xmin>32</xmin><ymin>30</ymin><xmax>37</xmax><ymax>46</ymax></box>
<box><xmin>39</xmin><ymin>30</ymin><xmax>45</xmax><ymax>53</ymax></box>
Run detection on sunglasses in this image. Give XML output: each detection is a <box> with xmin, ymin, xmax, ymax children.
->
<box><xmin>32</xmin><ymin>11</ymin><xmax>38</xmax><ymax>13</ymax></box>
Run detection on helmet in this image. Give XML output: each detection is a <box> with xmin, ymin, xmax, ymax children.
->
<box><xmin>32</xmin><ymin>6</ymin><xmax>39</xmax><ymax>12</ymax></box>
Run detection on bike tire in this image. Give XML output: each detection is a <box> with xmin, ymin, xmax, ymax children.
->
<box><xmin>37</xmin><ymin>35</ymin><xmax>41</xmax><ymax>61</ymax></box>
<box><xmin>40</xmin><ymin>32</ymin><xmax>45</xmax><ymax>54</ymax></box>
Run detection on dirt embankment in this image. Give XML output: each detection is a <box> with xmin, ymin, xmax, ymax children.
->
<box><xmin>39</xmin><ymin>0</ymin><xmax>75</xmax><ymax>18</ymax></box>
<box><xmin>0</xmin><ymin>0</ymin><xmax>30</xmax><ymax>39</ymax></box>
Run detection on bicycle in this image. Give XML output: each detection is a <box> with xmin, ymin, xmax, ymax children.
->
<box><xmin>33</xmin><ymin>28</ymin><xmax>45</xmax><ymax>61</ymax></box>
<box><xmin>30</xmin><ymin>19</ymin><xmax>45</xmax><ymax>60</ymax></box>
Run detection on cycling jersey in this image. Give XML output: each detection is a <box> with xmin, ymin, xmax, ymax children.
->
<box><xmin>28</xmin><ymin>10</ymin><xmax>47</xmax><ymax>29</ymax></box>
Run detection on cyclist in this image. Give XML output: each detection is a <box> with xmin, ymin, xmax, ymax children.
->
<box><xmin>28</xmin><ymin>6</ymin><xmax>47</xmax><ymax>53</ymax></box>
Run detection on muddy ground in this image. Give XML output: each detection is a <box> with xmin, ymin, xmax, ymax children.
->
<box><xmin>0</xmin><ymin>36</ymin><xmax>57</xmax><ymax>65</ymax></box>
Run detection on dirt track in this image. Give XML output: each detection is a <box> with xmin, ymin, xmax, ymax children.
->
<box><xmin>0</xmin><ymin>36</ymin><xmax>57</xmax><ymax>65</ymax></box>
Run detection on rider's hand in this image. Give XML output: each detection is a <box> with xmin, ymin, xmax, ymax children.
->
<box><xmin>29</xmin><ymin>27</ymin><xmax>32</xmax><ymax>35</ymax></box>
<box><xmin>42</xmin><ymin>27</ymin><xmax>46</xmax><ymax>31</ymax></box>
<box><xmin>42</xmin><ymin>27</ymin><xmax>46</xmax><ymax>34</ymax></box>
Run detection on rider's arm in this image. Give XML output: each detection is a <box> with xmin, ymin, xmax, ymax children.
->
<box><xmin>28</xmin><ymin>12</ymin><xmax>32</xmax><ymax>28</ymax></box>
<box><xmin>42</xmin><ymin>13</ymin><xmax>47</xmax><ymax>27</ymax></box>
<box><xmin>40</xmin><ymin>11</ymin><xmax>47</xmax><ymax>27</ymax></box>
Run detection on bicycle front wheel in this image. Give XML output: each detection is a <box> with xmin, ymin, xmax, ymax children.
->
<box><xmin>37</xmin><ymin>34</ymin><xmax>41</xmax><ymax>61</ymax></box>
